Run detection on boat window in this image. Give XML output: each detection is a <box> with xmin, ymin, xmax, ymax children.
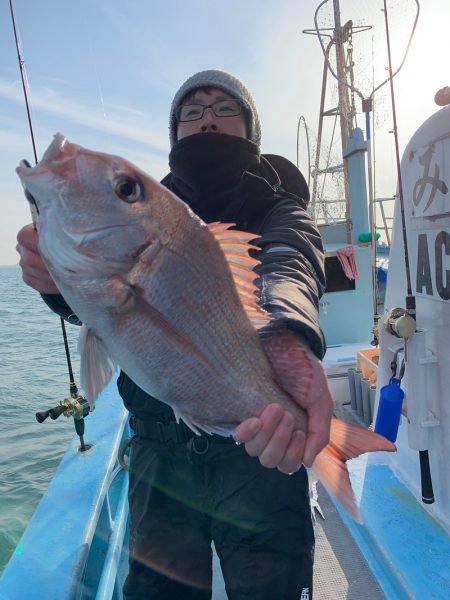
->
<box><xmin>324</xmin><ymin>256</ymin><xmax>356</xmax><ymax>293</ymax></box>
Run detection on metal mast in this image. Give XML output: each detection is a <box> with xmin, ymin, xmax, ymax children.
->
<box><xmin>333</xmin><ymin>0</ymin><xmax>352</xmax><ymax>232</ymax></box>
<box><xmin>304</xmin><ymin>0</ymin><xmax>370</xmax><ymax>235</ymax></box>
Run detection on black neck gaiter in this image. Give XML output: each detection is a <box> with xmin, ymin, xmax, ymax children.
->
<box><xmin>168</xmin><ymin>133</ymin><xmax>261</xmax><ymax>222</ymax></box>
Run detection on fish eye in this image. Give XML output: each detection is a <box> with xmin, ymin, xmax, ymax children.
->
<box><xmin>114</xmin><ymin>177</ymin><xmax>142</xmax><ymax>203</ymax></box>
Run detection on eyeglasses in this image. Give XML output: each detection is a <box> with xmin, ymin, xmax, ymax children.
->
<box><xmin>175</xmin><ymin>99</ymin><xmax>243</xmax><ymax>122</ymax></box>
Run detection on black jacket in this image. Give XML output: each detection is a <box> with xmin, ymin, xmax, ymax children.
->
<box><xmin>42</xmin><ymin>152</ymin><xmax>325</xmax><ymax>421</ymax></box>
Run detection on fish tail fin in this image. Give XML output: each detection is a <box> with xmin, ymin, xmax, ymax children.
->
<box><xmin>313</xmin><ymin>418</ymin><xmax>396</xmax><ymax>522</ymax></box>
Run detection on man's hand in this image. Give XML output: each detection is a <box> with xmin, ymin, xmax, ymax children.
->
<box><xmin>16</xmin><ymin>224</ymin><xmax>59</xmax><ymax>294</ymax></box>
<box><xmin>234</xmin><ymin>331</ymin><xmax>333</xmax><ymax>474</ymax></box>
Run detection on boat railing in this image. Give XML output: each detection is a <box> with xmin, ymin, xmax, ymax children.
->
<box><xmin>0</xmin><ymin>377</ymin><xmax>130</xmax><ymax>600</ymax></box>
<box><xmin>94</xmin><ymin>464</ymin><xmax>129</xmax><ymax>600</ymax></box>
<box><xmin>313</xmin><ymin>195</ymin><xmax>394</xmax><ymax>250</ymax></box>
<box><xmin>374</xmin><ymin>196</ymin><xmax>395</xmax><ymax>246</ymax></box>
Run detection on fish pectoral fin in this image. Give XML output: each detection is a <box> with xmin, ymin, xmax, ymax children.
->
<box><xmin>78</xmin><ymin>325</ymin><xmax>116</xmax><ymax>407</ymax></box>
<box><xmin>103</xmin><ymin>276</ymin><xmax>136</xmax><ymax>313</ymax></box>
<box><xmin>312</xmin><ymin>419</ymin><xmax>396</xmax><ymax>522</ymax></box>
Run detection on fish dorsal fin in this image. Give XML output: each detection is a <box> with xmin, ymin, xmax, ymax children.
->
<box><xmin>208</xmin><ymin>222</ymin><xmax>270</xmax><ymax>329</ymax></box>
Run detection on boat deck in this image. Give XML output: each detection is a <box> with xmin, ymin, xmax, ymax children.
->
<box><xmin>313</xmin><ymin>485</ymin><xmax>384</xmax><ymax>599</ymax></box>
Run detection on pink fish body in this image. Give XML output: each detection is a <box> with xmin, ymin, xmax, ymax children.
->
<box><xmin>17</xmin><ymin>134</ymin><xmax>395</xmax><ymax>520</ymax></box>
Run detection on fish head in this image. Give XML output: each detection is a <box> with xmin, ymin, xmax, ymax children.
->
<box><xmin>16</xmin><ymin>134</ymin><xmax>178</xmax><ymax>280</ymax></box>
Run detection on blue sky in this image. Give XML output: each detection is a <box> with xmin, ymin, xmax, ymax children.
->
<box><xmin>1</xmin><ymin>0</ymin><xmax>449</xmax><ymax>264</ymax></box>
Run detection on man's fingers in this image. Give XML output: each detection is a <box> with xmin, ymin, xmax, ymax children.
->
<box><xmin>302</xmin><ymin>406</ymin><xmax>332</xmax><ymax>467</ymax></box>
<box><xmin>303</xmin><ymin>431</ymin><xmax>329</xmax><ymax>468</ymax></box>
<box><xmin>276</xmin><ymin>430</ymin><xmax>306</xmax><ymax>474</ymax></box>
<box><xmin>21</xmin><ymin>270</ymin><xmax>59</xmax><ymax>294</ymax></box>
<box><xmin>239</xmin><ymin>403</ymin><xmax>284</xmax><ymax>458</ymax></box>
<box><xmin>235</xmin><ymin>393</ymin><xmax>331</xmax><ymax>471</ymax></box>
<box><xmin>258</xmin><ymin>411</ymin><xmax>295</xmax><ymax>468</ymax></box>
<box><xmin>234</xmin><ymin>418</ymin><xmax>262</xmax><ymax>444</ymax></box>
<box><xmin>17</xmin><ymin>224</ymin><xmax>39</xmax><ymax>251</ymax></box>
<box><xmin>17</xmin><ymin>245</ymin><xmax>44</xmax><ymax>270</ymax></box>
<box><xmin>16</xmin><ymin>225</ymin><xmax>60</xmax><ymax>294</ymax></box>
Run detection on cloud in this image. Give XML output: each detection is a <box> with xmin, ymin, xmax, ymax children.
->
<box><xmin>0</xmin><ymin>78</ymin><xmax>169</xmax><ymax>153</ymax></box>
<box><xmin>0</xmin><ymin>128</ymin><xmax>31</xmax><ymax>150</ymax></box>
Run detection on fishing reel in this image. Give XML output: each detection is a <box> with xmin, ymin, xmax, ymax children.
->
<box><xmin>35</xmin><ymin>393</ymin><xmax>90</xmax><ymax>424</ymax></box>
<box><xmin>383</xmin><ymin>307</ymin><xmax>416</xmax><ymax>339</ymax></box>
<box><xmin>36</xmin><ymin>392</ymin><xmax>92</xmax><ymax>451</ymax></box>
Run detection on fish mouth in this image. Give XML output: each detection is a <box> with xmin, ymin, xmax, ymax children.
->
<box><xmin>17</xmin><ymin>159</ymin><xmax>39</xmax><ymax>216</ymax></box>
<box><xmin>16</xmin><ymin>134</ymin><xmax>81</xmax><ymax>211</ymax></box>
<box><xmin>39</xmin><ymin>132</ymin><xmax>78</xmax><ymax>168</ymax></box>
<box><xmin>16</xmin><ymin>133</ymin><xmax>78</xmax><ymax>180</ymax></box>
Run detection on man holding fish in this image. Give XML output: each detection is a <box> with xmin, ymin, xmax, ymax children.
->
<box><xmin>16</xmin><ymin>70</ymin><xmax>391</xmax><ymax>599</ymax></box>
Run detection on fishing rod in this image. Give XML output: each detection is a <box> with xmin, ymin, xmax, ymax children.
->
<box><xmin>9</xmin><ymin>0</ymin><xmax>90</xmax><ymax>451</ymax></box>
<box><xmin>381</xmin><ymin>0</ymin><xmax>433</xmax><ymax>505</ymax></box>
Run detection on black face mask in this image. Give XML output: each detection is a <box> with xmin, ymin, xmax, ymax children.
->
<box><xmin>168</xmin><ymin>133</ymin><xmax>260</xmax><ymax>221</ymax></box>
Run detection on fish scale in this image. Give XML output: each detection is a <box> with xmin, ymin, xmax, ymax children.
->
<box><xmin>123</xmin><ymin>215</ymin><xmax>280</xmax><ymax>408</ymax></box>
<box><xmin>89</xmin><ymin>233</ymin><xmax>284</xmax><ymax>431</ymax></box>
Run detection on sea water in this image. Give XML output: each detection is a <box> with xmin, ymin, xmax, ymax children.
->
<box><xmin>0</xmin><ymin>265</ymin><xmax>80</xmax><ymax>574</ymax></box>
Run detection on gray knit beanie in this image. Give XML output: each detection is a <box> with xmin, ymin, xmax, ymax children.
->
<box><xmin>169</xmin><ymin>69</ymin><xmax>261</xmax><ymax>148</ymax></box>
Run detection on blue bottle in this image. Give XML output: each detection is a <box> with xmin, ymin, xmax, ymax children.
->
<box><xmin>374</xmin><ymin>378</ymin><xmax>404</xmax><ymax>443</ymax></box>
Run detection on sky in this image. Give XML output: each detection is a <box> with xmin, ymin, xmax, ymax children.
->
<box><xmin>0</xmin><ymin>0</ymin><xmax>449</xmax><ymax>264</ymax></box>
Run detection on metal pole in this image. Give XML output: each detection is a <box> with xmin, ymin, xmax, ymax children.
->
<box><xmin>333</xmin><ymin>0</ymin><xmax>353</xmax><ymax>240</ymax></box>
<box><xmin>311</xmin><ymin>39</ymin><xmax>334</xmax><ymax>219</ymax></box>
